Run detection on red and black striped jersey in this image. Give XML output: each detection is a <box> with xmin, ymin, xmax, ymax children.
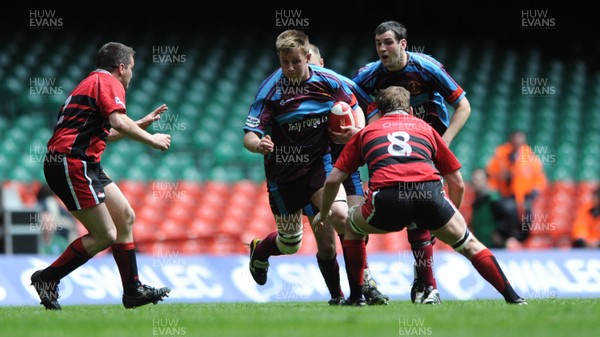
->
<box><xmin>334</xmin><ymin>113</ymin><xmax>461</xmax><ymax>191</ymax></box>
<box><xmin>47</xmin><ymin>70</ymin><xmax>126</xmax><ymax>162</ymax></box>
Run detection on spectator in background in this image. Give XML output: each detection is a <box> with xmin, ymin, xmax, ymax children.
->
<box><xmin>469</xmin><ymin>168</ymin><xmax>514</xmax><ymax>248</ymax></box>
<box><xmin>572</xmin><ymin>187</ymin><xmax>600</xmax><ymax>248</ymax></box>
<box><xmin>486</xmin><ymin>130</ymin><xmax>547</xmax><ymax>248</ymax></box>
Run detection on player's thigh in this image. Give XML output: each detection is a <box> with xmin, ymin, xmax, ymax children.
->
<box><xmin>347</xmin><ymin>195</ymin><xmax>364</xmax><ymax>208</ymax></box>
<box><xmin>348</xmin><ymin>203</ymin><xmax>389</xmax><ymax>235</ymax></box>
<box><xmin>70</xmin><ymin>203</ymin><xmax>116</xmax><ymax>240</ymax></box>
<box><xmin>103</xmin><ymin>182</ymin><xmax>135</xmax><ymax>227</ymax></box>
<box><xmin>429</xmin><ymin>212</ymin><xmax>469</xmax><ymax>245</ymax></box>
<box><xmin>310</xmin><ymin>184</ymin><xmax>347</xmax><ymax>209</ymax></box>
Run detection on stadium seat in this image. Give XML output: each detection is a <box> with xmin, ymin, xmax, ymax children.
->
<box><xmin>2</xmin><ymin>31</ymin><xmax>598</xmax><ymax>255</ymax></box>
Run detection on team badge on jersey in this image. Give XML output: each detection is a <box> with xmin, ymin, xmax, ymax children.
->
<box><xmin>406</xmin><ymin>81</ymin><xmax>422</xmax><ymax>95</ymax></box>
<box><xmin>114</xmin><ymin>96</ymin><xmax>125</xmax><ymax>107</ymax></box>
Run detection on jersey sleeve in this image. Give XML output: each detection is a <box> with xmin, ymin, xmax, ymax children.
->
<box><xmin>333</xmin><ymin>74</ymin><xmax>359</xmax><ymax>110</ymax></box>
<box><xmin>244</xmin><ymin>80</ymin><xmax>274</xmax><ymax>136</ymax></box>
<box><xmin>96</xmin><ymin>75</ymin><xmax>126</xmax><ymax>118</ymax></box>
<box><xmin>342</xmin><ymin>76</ymin><xmax>380</xmax><ymax>120</ymax></box>
<box><xmin>431</xmin><ymin>128</ymin><xmax>461</xmax><ymax>175</ymax></box>
<box><xmin>420</xmin><ymin>55</ymin><xmax>465</xmax><ymax>106</ymax></box>
<box><xmin>333</xmin><ymin>130</ymin><xmax>364</xmax><ymax>174</ymax></box>
<box><xmin>350</xmin><ymin>62</ymin><xmax>378</xmax><ymax>96</ymax></box>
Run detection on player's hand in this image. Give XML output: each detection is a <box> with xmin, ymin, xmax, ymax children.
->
<box><xmin>329</xmin><ymin>125</ymin><xmax>360</xmax><ymax>144</ymax></box>
<box><xmin>311</xmin><ymin>210</ymin><xmax>332</xmax><ymax>232</ymax></box>
<box><xmin>151</xmin><ymin>133</ymin><xmax>171</xmax><ymax>151</ymax></box>
<box><xmin>257</xmin><ymin>135</ymin><xmax>274</xmax><ymax>155</ymax></box>
<box><xmin>138</xmin><ymin>104</ymin><xmax>168</xmax><ymax>129</ymax></box>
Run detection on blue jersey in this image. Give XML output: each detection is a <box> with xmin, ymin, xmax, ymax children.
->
<box><xmin>352</xmin><ymin>51</ymin><xmax>465</xmax><ymax>135</ymax></box>
<box><xmin>244</xmin><ymin>65</ymin><xmax>358</xmax><ymax>183</ymax></box>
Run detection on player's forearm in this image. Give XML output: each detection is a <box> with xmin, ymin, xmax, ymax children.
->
<box><xmin>110</xmin><ymin>114</ymin><xmax>155</xmax><ymax>146</ymax></box>
<box><xmin>320</xmin><ymin>168</ymin><xmax>347</xmax><ymax>218</ymax></box>
<box><xmin>107</xmin><ymin>129</ymin><xmax>124</xmax><ymax>142</ymax></box>
<box><xmin>444</xmin><ymin>171</ymin><xmax>465</xmax><ymax>209</ymax></box>
<box><xmin>320</xmin><ymin>181</ymin><xmax>340</xmax><ymax>218</ymax></box>
<box><xmin>443</xmin><ymin>100</ymin><xmax>471</xmax><ymax>145</ymax></box>
<box><xmin>108</xmin><ymin>118</ymin><xmax>152</xmax><ymax>142</ymax></box>
<box><xmin>353</xmin><ymin>107</ymin><xmax>366</xmax><ymax>128</ymax></box>
<box><xmin>243</xmin><ymin>132</ymin><xmax>261</xmax><ymax>153</ymax></box>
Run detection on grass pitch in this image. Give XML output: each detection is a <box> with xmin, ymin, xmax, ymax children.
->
<box><xmin>3</xmin><ymin>299</ymin><xmax>597</xmax><ymax>337</ymax></box>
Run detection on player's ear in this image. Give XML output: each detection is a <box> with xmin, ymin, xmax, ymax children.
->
<box><xmin>399</xmin><ymin>38</ymin><xmax>407</xmax><ymax>50</ymax></box>
<box><xmin>408</xmin><ymin>106</ymin><xmax>413</xmax><ymax>116</ymax></box>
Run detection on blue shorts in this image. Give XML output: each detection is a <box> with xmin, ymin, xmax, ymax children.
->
<box><xmin>302</xmin><ymin>169</ymin><xmax>363</xmax><ymax>217</ymax></box>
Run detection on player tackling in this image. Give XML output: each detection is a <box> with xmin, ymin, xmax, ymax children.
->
<box><xmin>316</xmin><ymin>86</ymin><xmax>527</xmax><ymax>305</ymax></box>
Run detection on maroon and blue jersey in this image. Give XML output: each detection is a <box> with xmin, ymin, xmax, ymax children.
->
<box><xmin>352</xmin><ymin>51</ymin><xmax>465</xmax><ymax>135</ymax></box>
<box><xmin>244</xmin><ymin>65</ymin><xmax>358</xmax><ymax>183</ymax></box>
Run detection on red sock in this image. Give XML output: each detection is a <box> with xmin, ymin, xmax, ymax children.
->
<box><xmin>112</xmin><ymin>242</ymin><xmax>141</xmax><ymax>293</ymax></box>
<box><xmin>253</xmin><ymin>231</ymin><xmax>282</xmax><ymax>261</ymax></box>
<box><xmin>407</xmin><ymin>228</ymin><xmax>437</xmax><ymax>288</ymax></box>
<box><xmin>342</xmin><ymin>239</ymin><xmax>366</xmax><ymax>300</ymax></box>
<box><xmin>470</xmin><ymin>248</ymin><xmax>520</xmax><ymax>301</ymax></box>
<box><xmin>42</xmin><ymin>237</ymin><xmax>92</xmax><ymax>281</ymax></box>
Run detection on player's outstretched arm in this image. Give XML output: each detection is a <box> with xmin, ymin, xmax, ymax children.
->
<box><xmin>108</xmin><ymin>111</ymin><xmax>171</xmax><ymax>151</ymax></box>
<box><xmin>108</xmin><ymin>104</ymin><xmax>168</xmax><ymax>142</ymax></box>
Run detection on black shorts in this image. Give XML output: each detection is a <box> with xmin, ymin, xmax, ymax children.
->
<box><xmin>361</xmin><ymin>181</ymin><xmax>456</xmax><ymax>232</ymax></box>
<box><xmin>267</xmin><ymin>154</ymin><xmax>332</xmax><ymax>215</ymax></box>
<box><xmin>43</xmin><ymin>153</ymin><xmax>112</xmax><ymax>211</ymax></box>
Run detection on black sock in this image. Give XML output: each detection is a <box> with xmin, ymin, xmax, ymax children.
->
<box><xmin>316</xmin><ymin>254</ymin><xmax>343</xmax><ymax>298</ymax></box>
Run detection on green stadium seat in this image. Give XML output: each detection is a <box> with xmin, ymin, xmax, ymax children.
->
<box><xmin>210</xmin><ymin>166</ymin><xmax>244</xmax><ymax>182</ymax></box>
<box><xmin>181</xmin><ymin>166</ymin><xmax>204</xmax><ymax>181</ymax></box>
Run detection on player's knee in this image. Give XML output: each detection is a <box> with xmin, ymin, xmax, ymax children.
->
<box><xmin>347</xmin><ymin>205</ymin><xmax>368</xmax><ymax>236</ymax></box>
<box><xmin>276</xmin><ymin>229</ymin><xmax>303</xmax><ymax>254</ymax></box>
<box><xmin>451</xmin><ymin>227</ymin><xmax>474</xmax><ymax>253</ymax></box>
<box><xmin>123</xmin><ymin>206</ymin><xmax>135</xmax><ymax>227</ymax></box>
<box><xmin>317</xmin><ymin>242</ymin><xmax>336</xmax><ymax>258</ymax></box>
<box><xmin>329</xmin><ymin>202</ymin><xmax>348</xmax><ymax>233</ymax></box>
<box><xmin>96</xmin><ymin>227</ymin><xmax>117</xmax><ymax>248</ymax></box>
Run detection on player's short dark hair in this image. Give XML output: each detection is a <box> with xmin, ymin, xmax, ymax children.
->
<box><xmin>96</xmin><ymin>42</ymin><xmax>135</xmax><ymax>72</ymax></box>
<box><xmin>375</xmin><ymin>86</ymin><xmax>411</xmax><ymax>114</ymax></box>
<box><xmin>375</xmin><ymin>21</ymin><xmax>407</xmax><ymax>41</ymax></box>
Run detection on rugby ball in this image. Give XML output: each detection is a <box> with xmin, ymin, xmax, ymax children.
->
<box><xmin>328</xmin><ymin>101</ymin><xmax>355</xmax><ymax>134</ymax></box>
